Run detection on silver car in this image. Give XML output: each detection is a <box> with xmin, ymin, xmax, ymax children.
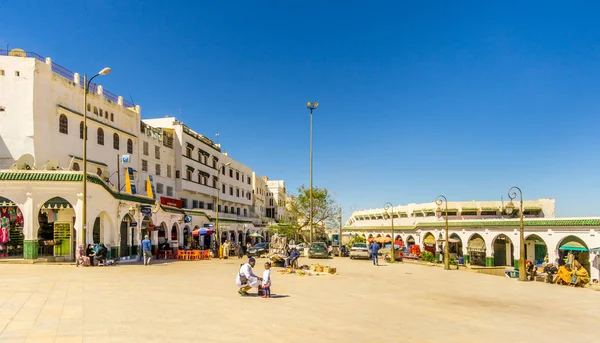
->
<box><xmin>349</xmin><ymin>243</ymin><xmax>370</xmax><ymax>259</ymax></box>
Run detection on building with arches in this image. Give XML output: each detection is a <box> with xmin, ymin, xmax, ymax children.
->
<box><xmin>345</xmin><ymin>200</ymin><xmax>600</xmax><ymax>282</ymax></box>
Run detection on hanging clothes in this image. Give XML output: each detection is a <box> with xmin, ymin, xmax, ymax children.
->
<box><xmin>0</xmin><ymin>227</ymin><xmax>9</xmax><ymax>244</ymax></box>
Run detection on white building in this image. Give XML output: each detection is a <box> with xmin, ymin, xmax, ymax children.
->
<box><xmin>265</xmin><ymin>178</ymin><xmax>287</xmax><ymax>221</ymax></box>
<box><xmin>345</xmin><ymin>199</ymin><xmax>600</xmax><ymax>283</ymax></box>
<box><xmin>0</xmin><ymin>48</ymin><xmax>283</xmax><ymax>259</ymax></box>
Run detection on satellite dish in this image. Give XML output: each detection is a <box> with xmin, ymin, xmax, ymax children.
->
<box><xmin>14</xmin><ymin>154</ymin><xmax>35</xmax><ymax>170</ymax></box>
<box><xmin>41</xmin><ymin>158</ymin><xmax>59</xmax><ymax>171</ymax></box>
<box><xmin>8</xmin><ymin>48</ymin><xmax>26</xmax><ymax>57</ymax></box>
<box><xmin>101</xmin><ymin>170</ymin><xmax>110</xmax><ymax>182</ymax></box>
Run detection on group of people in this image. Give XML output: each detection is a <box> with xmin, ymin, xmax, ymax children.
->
<box><xmin>75</xmin><ymin>243</ymin><xmax>108</xmax><ymax>267</ymax></box>
<box><xmin>535</xmin><ymin>260</ymin><xmax>590</xmax><ymax>287</ymax></box>
<box><xmin>219</xmin><ymin>240</ymin><xmax>248</xmax><ymax>259</ymax></box>
<box><xmin>235</xmin><ymin>257</ymin><xmax>272</xmax><ymax>298</ymax></box>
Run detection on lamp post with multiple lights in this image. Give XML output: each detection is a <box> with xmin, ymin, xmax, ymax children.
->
<box><xmin>306</xmin><ymin>101</ymin><xmax>319</xmax><ymax>243</ymax></box>
<box><xmin>506</xmin><ymin>186</ymin><xmax>526</xmax><ymax>281</ymax></box>
<box><xmin>82</xmin><ymin>68</ymin><xmax>111</xmax><ymax>245</ymax></box>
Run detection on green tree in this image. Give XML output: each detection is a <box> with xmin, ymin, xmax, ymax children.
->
<box><xmin>285</xmin><ymin>185</ymin><xmax>339</xmax><ymax>242</ymax></box>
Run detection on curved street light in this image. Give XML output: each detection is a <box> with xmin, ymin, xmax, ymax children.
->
<box><xmin>383</xmin><ymin>202</ymin><xmax>396</xmax><ymax>263</ymax></box>
<box><xmin>215</xmin><ymin>162</ymin><xmax>231</xmax><ymax>256</ymax></box>
<box><xmin>435</xmin><ymin>195</ymin><xmax>450</xmax><ymax>270</ymax></box>
<box><xmin>306</xmin><ymin>101</ymin><xmax>319</xmax><ymax>243</ymax></box>
<box><xmin>82</xmin><ymin>67</ymin><xmax>111</xmax><ymax>245</ymax></box>
<box><xmin>507</xmin><ymin>186</ymin><xmax>526</xmax><ymax>281</ymax></box>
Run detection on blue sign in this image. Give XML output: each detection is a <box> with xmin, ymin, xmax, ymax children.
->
<box><xmin>130</xmin><ymin>222</ymin><xmax>138</xmax><ymax>227</ymax></box>
<box><xmin>140</xmin><ymin>206</ymin><xmax>152</xmax><ymax>217</ymax></box>
<box><xmin>203</xmin><ymin>224</ymin><xmax>214</xmax><ymax>228</ymax></box>
<box><xmin>121</xmin><ymin>155</ymin><xmax>131</xmax><ymax>163</ymax></box>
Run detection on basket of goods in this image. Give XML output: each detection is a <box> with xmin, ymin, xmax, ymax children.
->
<box><xmin>309</xmin><ymin>264</ymin><xmax>316</xmax><ymax>271</ymax></box>
<box><xmin>316</xmin><ymin>265</ymin><xmax>324</xmax><ymax>273</ymax></box>
<box><xmin>328</xmin><ymin>268</ymin><xmax>337</xmax><ymax>274</ymax></box>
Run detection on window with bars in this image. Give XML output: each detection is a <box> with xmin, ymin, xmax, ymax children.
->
<box><xmin>141</xmin><ymin>160</ymin><xmax>148</xmax><ymax>172</ymax></box>
<box><xmin>127</xmin><ymin>139</ymin><xmax>133</xmax><ymax>154</ymax></box>
<box><xmin>113</xmin><ymin>133</ymin><xmax>120</xmax><ymax>150</ymax></box>
<box><xmin>167</xmin><ymin>165</ymin><xmax>172</xmax><ymax>178</ymax></box>
<box><xmin>97</xmin><ymin>128</ymin><xmax>104</xmax><ymax>145</ymax></box>
<box><xmin>155</xmin><ymin>146</ymin><xmax>160</xmax><ymax>159</ymax></box>
<box><xmin>155</xmin><ymin>164</ymin><xmax>161</xmax><ymax>176</ymax></box>
<box><xmin>59</xmin><ymin>114</ymin><xmax>68</xmax><ymax>134</ymax></box>
<box><xmin>143</xmin><ymin>141</ymin><xmax>149</xmax><ymax>155</ymax></box>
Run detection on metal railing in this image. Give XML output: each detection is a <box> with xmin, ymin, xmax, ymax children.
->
<box><xmin>0</xmin><ymin>49</ymin><xmax>136</xmax><ymax>109</ymax></box>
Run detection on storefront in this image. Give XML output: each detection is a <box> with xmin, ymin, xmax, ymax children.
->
<box><xmin>0</xmin><ymin>197</ymin><xmax>24</xmax><ymax>259</ymax></box>
<box><xmin>37</xmin><ymin>197</ymin><xmax>75</xmax><ymax>259</ymax></box>
<box><xmin>467</xmin><ymin>234</ymin><xmax>486</xmax><ymax>266</ymax></box>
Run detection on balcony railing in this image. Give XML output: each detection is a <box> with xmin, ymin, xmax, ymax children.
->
<box><xmin>0</xmin><ymin>49</ymin><xmax>135</xmax><ymax>108</ymax></box>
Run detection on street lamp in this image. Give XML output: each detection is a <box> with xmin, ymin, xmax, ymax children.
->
<box><xmin>435</xmin><ymin>195</ymin><xmax>450</xmax><ymax>270</ymax></box>
<box><xmin>82</xmin><ymin>67</ymin><xmax>111</xmax><ymax>245</ymax></box>
<box><xmin>338</xmin><ymin>209</ymin><xmax>343</xmax><ymax>257</ymax></box>
<box><xmin>215</xmin><ymin>162</ymin><xmax>231</xmax><ymax>254</ymax></box>
<box><xmin>506</xmin><ymin>186</ymin><xmax>526</xmax><ymax>281</ymax></box>
<box><xmin>383</xmin><ymin>202</ymin><xmax>396</xmax><ymax>263</ymax></box>
<box><xmin>306</xmin><ymin>101</ymin><xmax>319</xmax><ymax>243</ymax></box>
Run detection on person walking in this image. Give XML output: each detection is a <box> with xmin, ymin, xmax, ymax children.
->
<box><xmin>370</xmin><ymin>241</ymin><xmax>380</xmax><ymax>266</ymax></box>
<box><xmin>142</xmin><ymin>235</ymin><xmax>152</xmax><ymax>266</ymax></box>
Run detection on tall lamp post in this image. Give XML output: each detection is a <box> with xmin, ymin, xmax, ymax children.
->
<box><xmin>82</xmin><ymin>67</ymin><xmax>111</xmax><ymax>245</ymax></box>
<box><xmin>306</xmin><ymin>101</ymin><xmax>319</xmax><ymax>243</ymax></box>
<box><xmin>435</xmin><ymin>195</ymin><xmax>450</xmax><ymax>270</ymax></box>
<box><xmin>215</xmin><ymin>162</ymin><xmax>231</xmax><ymax>252</ymax></box>
<box><xmin>506</xmin><ymin>186</ymin><xmax>526</xmax><ymax>281</ymax></box>
<box><xmin>383</xmin><ymin>202</ymin><xmax>396</xmax><ymax>263</ymax></box>
<box><xmin>338</xmin><ymin>208</ymin><xmax>343</xmax><ymax>257</ymax></box>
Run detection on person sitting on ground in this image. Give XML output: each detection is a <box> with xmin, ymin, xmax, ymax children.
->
<box><xmin>572</xmin><ymin>261</ymin><xmax>590</xmax><ymax>287</ymax></box>
<box><xmin>543</xmin><ymin>263</ymin><xmax>558</xmax><ymax>283</ymax></box>
<box><xmin>236</xmin><ymin>257</ymin><xmax>261</xmax><ymax>296</ymax></box>
<box><xmin>86</xmin><ymin>244</ymin><xmax>95</xmax><ymax>267</ymax></box>
<box><xmin>525</xmin><ymin>260</ymin><xmax>536</xmax><ymax>281</ymax></box>
<box><xmin>95</xmin><ymin>242</ymin><xmax>108</xmax><ymax>266</ymax></box>
<box><xmin>285</xmin><ymin>248</ymin><xmax>300</xmax><ymax>268</ymax></box>
<box><xmin>76</xmin><ymin>244</ymin><xmax>90</xmax><ymax>267</ymax></box>
<box><xmin>555</xmin><ymin>264</ymin><xmax>573</xmax><ymax>285</ymax></box>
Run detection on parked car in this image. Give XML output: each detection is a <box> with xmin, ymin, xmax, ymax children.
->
<box><xmin>290</xmin><ymin>243</ymin><xmax>307</xmax><ymax>251</ymax></box>
<box><xmin>349</xmin><ymin>243</ymin><xmax>370</xmax><ymax>259</ymax></box>
<box><xmin>247</xmin><ymin>242</ymin><xmax>269</xmax><ymax>257</ymax></box>
<box><xmin>379</xmin><ymin>244</ymin><xmax>403</xmax><ymax>262</ymax></box>
<box><xmin>308</xmin><ymin>242</ymin><xmax>329</xmax><ymax>258</ymax></box>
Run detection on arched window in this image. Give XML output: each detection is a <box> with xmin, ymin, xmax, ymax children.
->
<box><xmin>127</xmin><ymin>139</ymin><xmax>133</xmax><ymax>154</ymax></box>
<box><xmin>59</xmin><ymin>114</ymin><xmax>68</xmax><ymax>134</ymax></box>
<box><xmin>99</xmin><ymin>108</ymin><xmax>103</xmax><ymax>117</ymax></box>
<box><xmin>113</xmin><ymin>133</ymin><xmax>120</xmax><ymax>150</ymax></box>
<box><xmin>97</xmin><ymin>128</ymin><xmax>104</xmax><ymax>145</ymax></box>
<box><xmin>87</xmin><ymin>103</ymin><xmax>91</xmax><ymax>112</ymax></box>
<box><xmin>93</xmin><ymin>106</ymin><xmax>98</xmax><ymax>115</ymax></box>
<box><xmin>72</xmin><ymin>162</ymin><xmax>80</xmax><ymax>171</ymax></box>
<box><xmin>79</xmin><ymin>121</ymin><xmax>87</xmax><ymax>140</ymax></box>
<box><xmin>105</xmin><ymin>111</ymin><xmax>108</xmax><ymax>119</ymax></box>
<box><xmin>110</xmin><ymin>113</ymin><xmax>114</xmax><ymax>122</ymax></box>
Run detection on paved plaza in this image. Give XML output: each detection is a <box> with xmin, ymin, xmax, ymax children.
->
<box><xmin>0</xmin><ymin>257</ymin><xmax>598</xmax><ymax>343</ymax></box>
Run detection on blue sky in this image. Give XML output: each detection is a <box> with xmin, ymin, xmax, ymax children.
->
<box><xmin>2</xmin><ymin>1</ymin><xmax>600</xmax><ymax>217</ymax></box>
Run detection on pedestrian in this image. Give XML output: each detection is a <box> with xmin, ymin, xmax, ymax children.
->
<box><xmin>262</xmin><ymin>261</ymin><xmax>272</xmax><ymax>298</ymax></box>
<box><xmin>370</xmin><ymin>241</ymin><xmax>380</xmax><ymax>266</ymax></box>
<box><xmin>223</xmin><ymin>240</ymin><xmax>230</xmax><ymax>259</ymax></box>
<box><xmin>86</xmin><ymin>244</ymin><xmax>95</xmax><ymax>267</ymax></box>
<box><xmin>237</xmin><ymin>243</ymin><xmax>244</xmax><ymax>259</ymax></box>
<box><xmin>95</xmin><ymin>242</ymin><xmax>107</xmax><ymax>266</ymax></box>
<box><xmin>142</xmin><ymin>235</ymin><xmax>152</xmax><ymax>266</ymax></box>
<box><xmin>236</xmin><ymin>257</ymin><xmax>261</xmax><ymax>296</ymax></box>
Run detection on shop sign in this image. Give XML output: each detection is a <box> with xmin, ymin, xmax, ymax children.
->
<box><xmin>184</xmin><ymin>215</ymin><xmax>192</xmax><ymax>223</ymax></box>
<box><xmin>160</xmin><ymin>196</ymin><xmax>182</xmax><ymax>208</ymax></box>
<box><xmin>203</xmin><ymin>224</ymin><xmax>214</xmax><ymax>228</ymax></box>
<box><xmin>140</xmin><ymin>206</ymin><xmax>152</xmax><ymax>217</ymax></box>
<box><xmin>130</xmin><ymin>222</ymin><xmax>138</xmax><ymax>227</ymax></box>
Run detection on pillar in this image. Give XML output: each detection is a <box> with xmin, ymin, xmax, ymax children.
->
<box><xmin>505</xmin><ymin>241</ymin><xmax>511</xmax><ymax>266</ymax></box>
<box><xmin>513</xmin><ymin>243</ymin><xmax>521</xmax><ymax>270</ymax></box>
<box><xmin>23</xmin><ymin>192</ymin><xmax>38</xmax><ymax>260</ymax></box>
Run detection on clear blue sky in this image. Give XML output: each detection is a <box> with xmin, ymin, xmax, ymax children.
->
<box><xmin>2</xmin><ymin>1</ymin><xmax>600</xmax><ymax>218</ymax></box>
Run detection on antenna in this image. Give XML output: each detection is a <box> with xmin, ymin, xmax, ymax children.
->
<box><xmin>41</xmin><ymin>158</ymin><xmax>59</xmax><ymax>171</ymax></box>
<box><xmin>215</xmin><ymin>133</ymin><xmax>220</xmax><ymax>145</ymax></box>
<box><xmin>101</xmin><ymin>170</ymin><xmax>110</xmax><ymax>182</ymax></box>
<box><xmin>12</xmin><ymin>154</ymin><xmax>35</xmax><ymax>170</ymax></box>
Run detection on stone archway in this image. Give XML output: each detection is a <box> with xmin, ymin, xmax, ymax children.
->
<box><xmin>449</xmin><ymin>233</ymin><xmax>463</xmax><ymax>258</ymax></box>
<box><xmin>557</xmin><ymin>235</ymin><xmax>590</xmax><ymax>274</ymax></box>
<box><xmin>171</xmin><ymin>223</ymin><xmax>179</xmax><ymax>245</ymax></box>
<box><xmin>422</xmin><ymin>232</ymin><xmax>436</xmax><ymax>253</ymax></box>
<box><xmin>37</xmin><ymin>196</ymin><xmax>76</xmax><ymax>259</ymax></box>
<box><xmin>120</xmin><ymin>214</ymin><xmax>134</xmax><ymax>257</ymax></box>
<box><xmin>467</xmin><ymin>233</ymin><xmax>486</xmax><ymax>266</ymax></box>
<box><xmin>406</xmin><ymin>235</ymin><xmax>415</xmax><ymax>247</ymax></box>
<box><xmin>0</xmin><ymin>196</ymin><xmax>25</xmax><ymax>259</ymax></box>
<box><xmin>492</xmin><ymin>234</ymin><xmax>514</xmax><ymax>267</ymax></box>
<box><xmin>525</xmin><ymin>234</ymin><xmax>547</xmax><ymax>265</ymax></box>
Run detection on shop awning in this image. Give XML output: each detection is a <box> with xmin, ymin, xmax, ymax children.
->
<box><xmin>375</xmin><ymin>236</ymin><xmax>392</xmax><ymax>243</ymax></box>
<box><xmin>192</xmin><ymin>228</ymin><xmax>214</xmax><ymax>236</ymax></box>
<box><xmin>559</xmin><ymin>241</ymin><xmax>588</xmax><ymax>252</ymax></box>
<box><xmin>423</xmin><ymin>235</ymin><xmax>436</xmax><ymax>245</ymax></box>
<box><xmin>467</xmin><ymin>237</ymin><xmax>486</xmax><ymax>252</ymax></box>
<box><xmin>439</xmin><ymin>237</ymin><xmax>462</xmax><ymax>243</ymax></box>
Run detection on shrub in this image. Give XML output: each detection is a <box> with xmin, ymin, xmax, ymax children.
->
<box><xmin>420</xmin><ymin>251</ymin><xmax>435</xmax><ymax>263</ymax></box>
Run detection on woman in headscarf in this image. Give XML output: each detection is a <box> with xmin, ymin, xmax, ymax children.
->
<box><xmin>86</xmin><ymin>244</ymin><xmax>95</xmax><ymax>267</ymax></box>
<box><xmin>572</xmin><ymin>261</ymin><xmax>590</xmax><ymax>287</ymax></box>
<box><xmin>76</xmin><ymin>244</ymin><xmax>90</xmax><ymax>267</ymax></box>
<box><xmin>95</xmin><ymin>242</ymin><xmax>108</xmax><ymax>266</ymax></box>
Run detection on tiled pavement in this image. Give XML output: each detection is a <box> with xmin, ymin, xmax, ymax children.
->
<box><xmin>0</xmin><ymin>257</ymin><xmax>598</xmax><ymax>343</ymax></box>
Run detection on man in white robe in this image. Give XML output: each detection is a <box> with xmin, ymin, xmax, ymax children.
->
<box><xmin>236</xmin><ymin>257</ymin><xmax>261</xmax><ymax>296</ymax></box>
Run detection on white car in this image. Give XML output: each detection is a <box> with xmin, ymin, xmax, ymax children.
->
<box><xmin>349</xmin><ymin>243</ymin><xmax>370</xmax><ymax>259</ymax></box>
